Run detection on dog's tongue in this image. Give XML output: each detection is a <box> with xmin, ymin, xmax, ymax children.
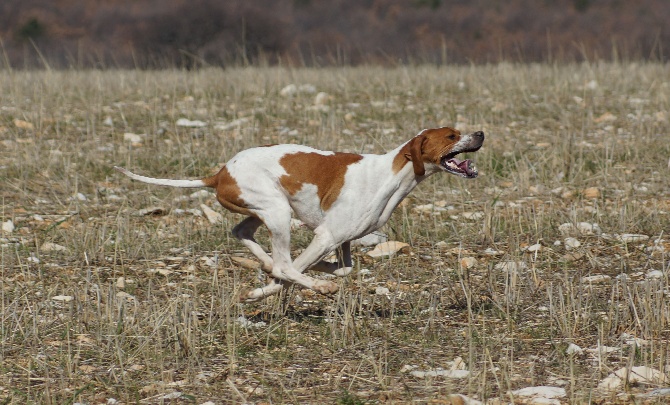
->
<box><xmin>453</xmin><ymin>158</ymin><xmax>474</xmax><ymax>175</ymax></box>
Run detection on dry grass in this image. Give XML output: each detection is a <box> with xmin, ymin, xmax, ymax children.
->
<box><xmin>1</xmin><ymin>63</ymin><xmax>669</xmax><ymax>404</ymax></box>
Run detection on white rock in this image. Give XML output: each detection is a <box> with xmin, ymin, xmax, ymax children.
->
<box><xmin>366</xmin><ymin>241</ymin><xmax>409</xmax><ymax>258</ymax></box>
<box><xmin>236</xmin><ymin>316</ymin><xmax>267</xmax><ymax>329</ymax></box>
<box><xmin>494</xmin><ymin>261</ymin><xmax>527</xmax><ymax>273</ymax></box>
<box><xmin>103</xmin><ymin>116</ymin><xmax>114</xmax><ymax>126</ymax></box>
<box><xmin>200</xmin><ymin>204</ymin><xmax>223</xmax><ymax>224</ymax></box>
<box><xmin>2</xmin><ymin>220</ymin><xmax>15</xmax><ymax>234</ymax></box>
<box><xmin>558</xmin><ymin>223</ymin><xmax>574</xmax><ymax>234</ymax></box>
<box><xmin>461</xmin><ymin>211</ymin><xmax>484</xmax><ymax>221</ymax></box>
<box><xmin>352</xmin><ymin>231</ymin><xmax>388</xmax><ymax>247</ymax></box>
<box><xmin>400</xmin><ymin>365</ymin><xmax>417</xmax><ymax>373</ymax></box>
<box><xmin>483</xmin><ymin>248</ymin><xmax>503</xmax><ymax>256</ymax></box>
<box><xmin>41</xmin><ymin>242</ymin><xmax>68</xmax><ymax>252</ymax></box>
<box><xmin>27</xmin><ymin>256</ymin><xmax>40</xmax><ymax>264</ymax></box>
<box><xmin>598</xmin><ymin>366</ymin><xmax>667</xmax><ymax>391</ymax></box>
<box><xmin>410</xmin><ymin>368</ymin><xmax>470</xmax><ymax>379</ymax></box>
<box><xmin>619</xmin><ymin>234</ymin><xmax>649</xmax><ymax>243</ymax></box>
<box><xmin>279</xmin><ymin>84</ymin><xmax>297</xmax><ymax>96</ymax></box>
<box><xmin>214</xmin><ymin>117</ymin><xmax>250</xmax><ymax>131</ymax></box>
<box><xmin>646</xmin><ymin>270</ymin><xmax>664</xmax><ymax>279</ymax></box>
<box><xmin>564</xmin><ymin>237</ymin><xmax>581</xmax><ymax>250</ymax></box>
<box><xmin>116</xmin><ymin>291</ymin><xmax>135</xmax><ymax>300</ymax></box>
<box><xmin>621</xmin><ymin>333</ymin><xmax>649</xmax><ymax>347</ymax></box>
<box><xmin>511</xmin><ymin>386</ymin><xmax>566</xmax><ymax>400</ymax></box>
<box><xmin>460</xmin><ymin>257</ymin><xmax>477</xmax><ymax>269</ymax></box>
<box><xmin>52</xmin><ymin>295</ymin><xmax>74</xmax><ymax>302</ymax></box>
<box><xmin>525</xmin><ymin>243</ymin><xmax>542</xmax><ymax>252</ymax></box>
<box><xmin>577</xmin><ymin>222</ymin><xmax>602</xmax><ymax>235</ymax></box>
<box><xmin>566</xmin><ymin>343</ymin><xmax>583</xmax><ymax>355</ymax></box>
<box><xmin>189</xmin><ymin>189</ymin><xmax>213</xmax><ymax>200</ymax></box>
<box><xmin>116</xmin><ymin>277</ymin><xmax>126</xmax><ymax>289</ymax></box>
<box><xmin>123</xmin><ymin>132</ymin><xmax>143</xmax><ymax>143</ymax></box>
<box><xmin>447</xmin><ymin>394</ymin><xmax>482</xmax><ymax>405</ymax></box>
<box><xmin>581</xmin><ymin>274</ymin><xmax>611</xmax><ymax>283</ymax></box>
<box><xmin>375</xmin><ymin>286</ymin><xmax>390</xmax><ymax>295</ymax></box>
<box><xmin>314</xmin><ymin>92</ymin><xmax>330</xmax><ymax>105</ymax></box>
<box><xmin>199</xmin><ymin>256</ymin><xmax>217</xmax><ymax>268</ymax></box>
<box><xmin>176</xmin><ymin>118</ymin><xmax>207</xmax><ymax>127</ymax></box>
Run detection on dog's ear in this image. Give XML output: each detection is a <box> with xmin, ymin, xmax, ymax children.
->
<box><xmin>406</xmin><ymin>134</ymin><xmax>426</xmax><ymax>176</ymax></box>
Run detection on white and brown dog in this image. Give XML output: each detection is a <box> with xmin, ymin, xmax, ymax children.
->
<box><xmin>115</xmin><ymin>127</ymin><xmax>484</xmax><ymax>301</ymax></box>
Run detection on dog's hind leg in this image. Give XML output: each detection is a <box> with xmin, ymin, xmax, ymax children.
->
<box><xmin>309</xmin><ymin>241</ymin><xmax>353</xmax><ymax>277</ymax></box>
<box><xmin>232</xmin><ymin>216</ymin><xmax>273</xmax><ymax>274</ymax></box>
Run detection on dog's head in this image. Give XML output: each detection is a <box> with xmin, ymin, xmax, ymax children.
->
<box><xmin>405</xmin><ymin>127</ymin><xmax>484</xmax><ymax>178</ymax></box>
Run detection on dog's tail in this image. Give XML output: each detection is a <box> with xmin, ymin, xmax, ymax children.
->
<box><xmin>114</xmin><ymin>166</ymin><xmax>218</xmax><ymax>188</ymax></box>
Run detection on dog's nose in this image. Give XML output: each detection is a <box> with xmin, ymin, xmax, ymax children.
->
<box><xmin>473</xmin><ymin>131</ymin><xmax>485</xmax><ymax>139</ymax></box>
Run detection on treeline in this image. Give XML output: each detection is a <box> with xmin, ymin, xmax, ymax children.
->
<box><xmin>1</xmin><ymin>0</ymin><xmax>669</xmax><ymax>68</ymax></box>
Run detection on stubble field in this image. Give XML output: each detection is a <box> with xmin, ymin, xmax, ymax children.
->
<box><xmin>1</xmin><ymin>63</ymin><xmax>669</xmax><ymax>404</ymax></box>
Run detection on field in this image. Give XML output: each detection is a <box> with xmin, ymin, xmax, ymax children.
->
<box><xmin>1</xmin><ymin>64</ymin><xmax>669</xmax><ymax>404</ymax></box>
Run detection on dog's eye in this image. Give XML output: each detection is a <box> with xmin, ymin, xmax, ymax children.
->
<box><xmin>449</xmin><ymin>134</ymin><xmax>457</xmax><ymax>140</ymax></box>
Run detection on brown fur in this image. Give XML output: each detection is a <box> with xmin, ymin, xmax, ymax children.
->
<box><xmin>206</xmin><ymin>167</ymin><xmax>256</xmax><ymax>217</ymax></box>
<box><xmin>392</xmin><ymin>127</ymin><xmax>462</xmax><ymax>175</ymax></box>
<box><xmin>279</xmin><ymin>152</ymin><xmax>363</xmax><ymax>211</ymax></box>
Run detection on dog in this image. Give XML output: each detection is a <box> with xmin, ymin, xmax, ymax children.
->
<box><xmin>115</xmin><ymin>127</ymin><xmax>484</xmax><ymax>301</ymax></box>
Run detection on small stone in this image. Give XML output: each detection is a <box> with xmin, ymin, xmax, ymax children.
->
<box><xmin>581</xmin><ymin>274</ymin><xmax>611</xmax><ymax>283</ymax></box>
<box><xmin>366</xmin><ymin>241</ymin><xmax>409</xmax><ymax>258</ymax></box>
<box><xmin>566</xmin><ymin>343</ymin><xmax>583</xmax><ymax>355</ymax></box>
<box><xmin>510</xmin><ymin>386</ymin><xmax>566</xmax><ymax>400</ymax></box>
<box><xmin>619</xmin><ymin>234</ymin><xmax>649</xmax><ymax>243</ymax></box>
<box><xmin>525</xmin><ymin>243</ymin><xmax>542</xmax><ymax>253</ymax></box>
<box><xmin>598</xmin><ymin>366</ymin><xmax>667</xmax><ymax>391</ymax></box>
<box><xmin>375</xmin><ymin>286</ymin><xmax>390</xmax><ymax>295</ymax></box>
<box><xmin>103</xmin><ymin>116</ymin><xmax>113</xmax><ymax>126</ymax></box>
<box><xmin>123</xmin><ymin>133</ymin><xmax>143</xmax><ymax>144</ymax></box>
<box><xmin>52</xmin><ymin>295</ymin><xmax>74</xmax><ymax>302</ymax></box>
<box><xmin>564</xmin><ymin>237</ymin><xmax>581</xmax><ymax>250</ymax></box>
<box><xmin>582</xmin><ymin>187</ymin><xmax>600</xmax><ymax>199</ymax></box>
<box><xmin>279</xmin><ymin>84</ymin><xmax>298</xmax><ymax>97</ymax></box>
<box><xmin>460</xmin><ymin>257</ymin><xmax>477</xmax><ymax>269</ymax></box>
<box><xmin>136</xmin><ymin>206</ymin><xmax>167</xmax><ymax>216</ymax></box>
<box><xmin>314</xmin><ymin>92</ymin><xmax>330</xmax><ymax>105</ymax></box>
<box><xmin>647</xmin><ymin>270</ymin><xmax>664</xmax><ymax>279</ymax></box>
<box><xmin>176</xmin><ymin>118</ymin><xmax>207</xmax><ymax>127</ymax></box>
<box><xmin>189</xmin><ymin>189</ymin><xmax>213</xmax><ymax>200</ymax></box>
<box><xmin>2</xmin><ymin>220</ymin><xmax>15</xmax><ymax>234</ymax></box>
<box><xmin>14</xmin><ymin>119</ymin><xmax>34</xmax><ymax>130</ymax></box>
<box><xmin>461</xmin><ymin>211</ymin><xmax>484</xmax><ymax>221</ymax></box>
<box><xmin>41</xmin><ymin>242</ymin><xmax>68</xmax><ymax>252</ymax></box>
<box><xmin>494</xmin><ymin>261</ymin><xmax>527</xmax><ymax>273</ymax></box>
<box><xmin>448</xmin><ymin>394</ymin><xmax>483</xmax><ymax>405</ymax></box>
<box><xmin>116</xmin><ymin>291</ymin><xmax>135</xmax><ymax>300</ymax></box>
<box><xmin>116</xmin><ymin>277</ymin><xmax>126</xmax><ymax>289</ymax></box>
<box><xmin>482</xmin><ymin>248</ymin><xmax>503</xmax><ymax>256</ymax></box>
<box><xmin>576</xmin><ymin>222</ymin><xmax>601</xmax><ymax>235</ymax></box>
<box><xmin>594</xmin><ymin>112</ymin><xmax>617</xmax><ymax>123</ymax></box>
<box><xmin>199</xmin><ymin>256</ymin><xmax>217</xmax><ymax>268</ymax></box>
<box><xmin>200</xmin><ymin>204</ymin><xmax>223</xmax><ymax>224</ymax></box>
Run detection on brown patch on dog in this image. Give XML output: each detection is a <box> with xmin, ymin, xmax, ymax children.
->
<box><xmin>207</xmin><ymin>166</ymin><xmax>256</xmax><ymax>217</ymax></box>
<box><xmin>421</xmin><ymin>127</ymin><xmax>461</xmax><ymax>164</ymax></box>
<box><xmin>279</xmin><ymin>152</ymin><xmax>363</xmax><ymax>211</ymax></box>
<box><xmin>393</xmin><ymin>127</ymin><xmax>462</xmax><ymax>175</ymax></box>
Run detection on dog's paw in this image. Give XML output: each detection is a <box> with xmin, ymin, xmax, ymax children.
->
<box><xmin>238</xmin><ymin>289</ymin><xmax>262</xmax><ymax>303</ymax></box>
<box><xmin>313</xmin><ymin>280</ymin><xmax>339</xmax><ymax>295</ymax></box>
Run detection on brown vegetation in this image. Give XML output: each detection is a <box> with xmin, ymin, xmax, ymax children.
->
<box><xmin>1</xmin><ymin>0</ymin><xmax>669</xmax><ymax>68</ymax></box>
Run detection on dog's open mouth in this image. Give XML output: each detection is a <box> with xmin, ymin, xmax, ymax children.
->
<box><xmin>441</xmin><ymin>154</ymin><xmax>478</xmax><ymax>178</ymax></box>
